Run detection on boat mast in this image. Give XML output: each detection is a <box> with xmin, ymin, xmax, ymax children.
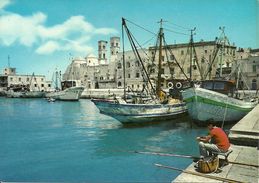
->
<box><xmin>219</xmin><ymin>26</ymin><xmax>227</xmax><ymax>78</ymax></box>
<box><xmin>156</xmin><ymin>19</ymin><xmax>163</xmax><ymax>96</ymax></box>
<box><xmin>122</xmin><ymin>18</ymin><xmax>157</xmax><ymax>99</ymax></box>
<box><xmin>189</xmin><ymin>28</ymin><xmax>195</xmax><ymax>81</ymax></box>
<box><xmin>122</xmin><ymin>18</ymin><xmax>126</xmax><ymax>100</ymax></box>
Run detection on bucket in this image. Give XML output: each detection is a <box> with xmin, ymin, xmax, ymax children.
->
<box><xmin>197</xmin><ymin>156</ymin><xmax>219</xmax><ymax>173</ymax></box>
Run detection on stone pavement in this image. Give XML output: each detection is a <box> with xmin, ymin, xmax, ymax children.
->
<box><xmin>173</xmin><ymin>104</ymin><xmax>259</xmax><ymax>183</ymax></box>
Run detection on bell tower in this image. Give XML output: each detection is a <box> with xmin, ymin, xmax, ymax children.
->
<box><xmin>98</xmin><ymin>40</ymin><xmax>108</xmax><ymax>64</ymax></box>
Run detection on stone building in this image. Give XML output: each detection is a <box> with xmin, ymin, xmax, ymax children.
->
<box><xmin>232</xmin><ymin>55</ymin><xmax>259</xmax><ymax>90</ymax></box>
<box><xmin>63</xmin><ymin>36</ymin><xmax>238</xmax><ymax>91</ymax></box>
<box><xmin>0</xmin><ymin>67</ymin><xmax>51</xmax><ymax>91</ymax></box>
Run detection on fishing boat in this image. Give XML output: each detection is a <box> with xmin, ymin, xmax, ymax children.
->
<box><xmin>22</xmin><ymin>73</ymin><xmax>45</xmax><ymax>98</ymax></box>
<box><xmin>92</xmin><ymin>98</ymin><xmax>186</xmax><ymax>123</ymax></box>
<box><xmin>45</xmin><ymin>71</ymin><xmax>84</xmax><ymax>101</ymax></box>
<box><xmin>182</xmin><ymin>80</ymin><xmax>257</xmax><ymax>123</ymax></box>
<box><xmin>181</xmin><ymin>27</ymin><xmax>257</xmax><ymax>124</ymax></box>
<box><xmin>45</xmin><ymin>86</ymin><xmax>84</xmax><ymax>101</ymax></box>
<box><xmin>92</xmin><ymin>18</ymin><xmax>187</xmax><ymax>124</ymax></box>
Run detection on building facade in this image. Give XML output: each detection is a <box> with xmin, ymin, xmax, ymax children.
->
<box><xmin>232</xmin><ymin>56</ymin><xmax>259</xmax><ymax>90</ymax></box>
<box><xmin>0</xmin><ymin>68</ymin><xmax>51</xmax><ymax>91</ymax></box>
<box><xmin>63</xmin><ymin>36</ymin><xmax>237</xmax><ymax>91</ymax></box>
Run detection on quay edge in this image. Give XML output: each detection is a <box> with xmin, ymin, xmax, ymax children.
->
<box><xmin>172</xmin><ymin>103</ymin><xmax>259</xmax><ymax>183</ymax></box>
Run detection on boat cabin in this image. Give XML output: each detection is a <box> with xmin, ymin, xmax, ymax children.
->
<box><xmin>201</xmin><ymin>80</ymin><xmax>236</xmax><ymax>96</ymax></box>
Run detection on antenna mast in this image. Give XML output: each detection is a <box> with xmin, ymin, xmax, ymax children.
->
<box><xmin>8</xmin><ymin>55</ymin><xmax>10</xmax><ymax>68</ymax></box>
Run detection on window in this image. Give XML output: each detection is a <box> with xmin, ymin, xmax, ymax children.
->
<box><xmin>252</xmin><ymin>65</ymin><xmax>256</xmax><ymax>72</ymax></box>
<box><xmin>214</xmin><ymin>82</ymin><xmax>225</xmax><ymax>90</ymax></box>
<box><xmin>181</xmin><ymin>50</ymin><xmax>184</xmax><ymax>55</ymax></box>
<box><xmin>118</xmin><ymin>81</ymin><xmax>122</xmax><ymax>87</ymax></box>
<box><xmin>127</xmin><ymin>62</ymin><xmax>130</xmax><ymax>68</ymax></box>
<box><xmin>252</xmin><ymin>79</ymin><xmax>257</xmax><ymax>90</ymax></box>
<box><xmin>41</xmin><ymin>84</ymin><xmax>44</xmax><ymax>87</ymax></box>
<box><xmin>117</xmin><ymin>63</ymin><xmax>122</xmax><ymax>69</ymax></box>
<box><xmin>41</xmin><ymin>78</ymin><xmax>44</xmax><ymax>81</ymax></box>
<box><xmin>10</xmin><ymin>77</ymin><xmax>13</xmax><ymax>81</ymax></box>
<box><xmin>170</xmin><ymin>67</ymin><xmax>175</xmax><ymax>74</ymax></box>
<box><xmin>136</xmin><ymin>73</ymin><xmax>140</xmax><ymax>78</ymax></box>
<box><xmin>111</xmin><ymin>43</ymin><xmax>114</xmax><ymax>47</ymax></box>
<box><xmin>161</xmin><ymin>56</ymin><xmax>164</xmax><ymax>61</ymax></box>
<box><xmin>128</xmin><ymin>74</ymin><xmax>130</xmax><ymax>78</ymax></box>
<box><xmin>116</xmin><ymin>43</ymin><xmax>119</xmax><ymax>47</ymax></box>
<box><xmin>103</xmin><ymin>45</ymin><xmax>105</xmax><ymax>49</ymax></box>
<box><xmin>19</xmin><ymin>78</ymin><xmax>21</xmax><ymax>81</ymax></box>
<box><xmin>161</xmin><ymin>68</ymin><xmax>165</xmax><ymax>74</ymax></box>
<box><xmin>34</xmin><ymin>84</ymin><xmax>37</xmax><ymax>87</ymax></box>
<box><xmin>27</xmin><ymin>78</ymin><xmax>30</xmax><ymax>82</ymax></box>
<box><xmin>48</xmin><ymin>84</ymin><xmax>51</xmax><ymax>87</ymax></box>
<box><xmin>103</xmin><ymin>53</ymin><xmax>105</xmax><ymax>59</ymax></box>
<box><xmin>202</xmin><ymin>82</ymin><xmax>213</xmax><ymax>89</ymax></box>
<box><xmin>205</xmin><ymin>50</ymin><xmax>207</xmax><ymax>54</ymax></box>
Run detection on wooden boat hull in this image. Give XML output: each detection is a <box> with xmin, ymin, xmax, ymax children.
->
<box><xmin>91</xmin><ymin>99</ymin><xmax>187</xmax><ymax>123</ymax></box>
<box><xmin>22</xmin><ymin>91</ymin><xmax>45</xmax><ymax>98</ymax></box>
<box><xmin>45</xmin><ymin>86</ymin><xmax>84</xmax><ymax>101</ymax></box>
<box><xmin>181</xmin><ymin>87</ymin><xmax>256</xmax><ymax>123</ymax></box>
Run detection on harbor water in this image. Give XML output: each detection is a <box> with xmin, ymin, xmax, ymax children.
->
<box><xmin>0</xmin><ymin>98</ymin><xmax>231</xmax><ymax>182</ymax></box>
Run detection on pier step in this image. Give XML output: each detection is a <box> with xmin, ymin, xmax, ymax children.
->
<box><xmin>229</xmin><ymin>104</ymin><xmax>259</xmax><ymax>147</ymax></box>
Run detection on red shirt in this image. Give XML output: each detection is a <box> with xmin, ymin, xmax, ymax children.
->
<box><xmin>210</xmin><ymin>127</ymin><xmax>230</xmax><ymax>151</ymax></box>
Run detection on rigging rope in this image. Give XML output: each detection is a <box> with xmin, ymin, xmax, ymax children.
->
<box><xmin>164</xmin><ymin>28</ymin><xmax>189</xmax><ymax>36</ymax></box>
<box><xmin>124</xmin><ymin>18</ymin><xmax>156</xmax><ymax>36</ymax></box>
<box><xmin>165</xmin><ymin>21</ymin><xmax>191</xmax><ymax>30</ymax></box>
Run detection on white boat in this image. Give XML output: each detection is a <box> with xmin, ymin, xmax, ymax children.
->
<box><xmin>45</xmin><ymin>86</ymin><xmax>84</xmax><ymax>101</ymax></box>
<box><xmin>181</xmin><ymin>80</ymin><xmax>257</xmax><ymax>123</ymax></box>
<box><xmin>22</xmin><ymin>91</ymin><xmax>45</xmax><ymax>98</ymax></box>
<box><xmin>45</xmin><ymin>71</ymin><xmax>84</xmax><ymax>101</ymax></box>
<box><xmin>92</xmin><ymin>18</ymin><xmax>187</xmax><ymax>124</ymax></box>
<box><xmin>92</xmin><ymin>98</ymin><xmax>187</xmax><ymax>123</ymax></box>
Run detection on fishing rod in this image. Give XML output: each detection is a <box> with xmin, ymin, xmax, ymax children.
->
<box><xmin>134</xmin><ymin>151</ymin><xmax>259</xmax><ymax>168</ymax></box>
<box><xmin>155</xmin><ymin>163</ymin><xmax>244</xmax><ymax>183</ymax></box>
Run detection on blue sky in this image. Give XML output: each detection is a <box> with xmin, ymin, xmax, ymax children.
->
<box><xmin>0</xmin><ymin>0</ymin><xmax>258</xmax><ymax>80</ymax></box>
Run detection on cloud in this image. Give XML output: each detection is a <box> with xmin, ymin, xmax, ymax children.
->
<box><xmin>0</xmin><ymin>6</ymin><xmax>118</xmax><ymax>55</ymax></box>
<box><xmin>0</xmin><ymin>12</ymin><xmax>46</xmax><ymax>46</ymax></box>
<box><xmin>36</xmin><ymin>41</ymin><xmax>60</xmax><ymax>54</ymax></box>
<box><xmin>36</xmin><ymin>39</ymin><xmax>94</xmax><ymax>55</ymax></box>
<box><xmin>0</xmin><ymin>0</ymin><xmax>11</xmax><ymax>9</ymax></box>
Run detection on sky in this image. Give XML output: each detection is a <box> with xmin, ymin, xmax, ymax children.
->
<box><xmin>0</xmin><ymin>0</ymin><xmax>258</xmax><ymax>80</ymax></box>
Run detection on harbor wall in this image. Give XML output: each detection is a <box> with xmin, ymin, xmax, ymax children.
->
<box><xmin>173</xmin><ymin>103</ymin><xmax>259</xmax><ymax>183</ymax></box>
<box><xmin>228</xmin><ymin>103</ymin><xmax>259</xmax><ymax>147</ymax></box>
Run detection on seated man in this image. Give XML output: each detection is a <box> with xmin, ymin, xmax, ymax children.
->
<box><xmin>196</xmin><ymin>122</ymin><xmax>230</xmax><ymax>157</ymax></box>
